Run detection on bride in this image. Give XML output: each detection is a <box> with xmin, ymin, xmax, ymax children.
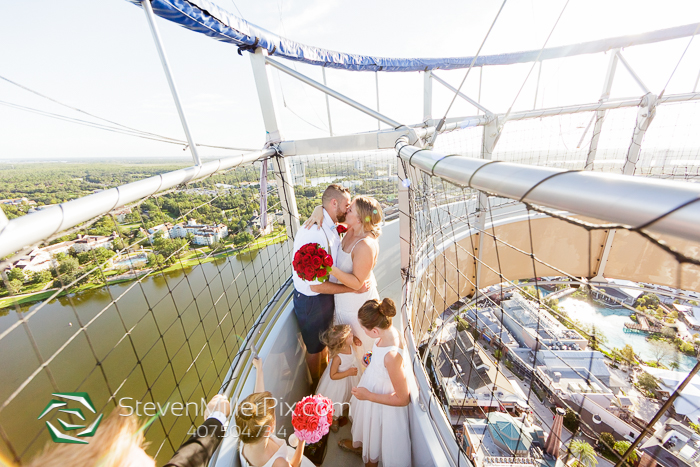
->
<box><xmin>307</xmin><ymin>195</ymin><xmax>383</xmax><ymax>355</ymax></box>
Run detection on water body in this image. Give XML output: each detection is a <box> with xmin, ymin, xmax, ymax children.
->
<box><xmin>559</xmin><ymin>298</ymin><xmax>697</xmax><ymax>372</ymax></box>
<box><xmin>0</xmin><ymin>243</ymin><xmax>289</xmax><ymax>463</ymax></box>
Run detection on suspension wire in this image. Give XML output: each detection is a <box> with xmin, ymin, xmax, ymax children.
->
<box><xmin>429</xmin><ymin>0</ymin><xmax>508</xmax><ymax>147</ymax></box>
<box><xmin>501</xmin><ymin>0</ymin><xmax>570</xmax><ymax>124</ymax></box>
<box><xmin>658</xmin><ymin>22</ymin><xmax>700</xmax><ymax>99</ymax></box>
<box><xmin>0</xmin><ymin>76</ymin><xmax>256</xmax><ymax>151</ymax></box>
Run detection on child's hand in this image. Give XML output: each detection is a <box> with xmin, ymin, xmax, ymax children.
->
<box><xmin>353</xmin><ymin>335</ymin><xmax>362</xmax><ymax>347</ymax></box>
<box><xmin>252</xmin><ymin>356</ymin><xmax>263</xmax><ymax>370</ymax></box>
<box><xmin>352</xmin><ymin>387</ymin><xmax>371</xmax><ymax>401</ymax></box>
<box><xmin>347</xmin><ymin>367</ymin><xmax>358</xmax><ymax>376</ymax></box>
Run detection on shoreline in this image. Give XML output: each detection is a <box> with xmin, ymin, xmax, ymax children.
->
<box><xmin>0</xmin><ymin>233</ymin><xmax>287</xmax><ymax>310</ymax></box>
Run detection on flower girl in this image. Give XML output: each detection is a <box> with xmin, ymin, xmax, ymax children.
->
<box><xmin>339</xmin><ymin>298</ymin><xmax>412</xmax><ymax>467</ymax></box>
<box><xmin>315</xmin><ymin>324</ymin><xmax>360</xmax><ymax>432</ymax></box>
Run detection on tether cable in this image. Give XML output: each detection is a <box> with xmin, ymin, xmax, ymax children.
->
<box><xmin>429</xmin><ymin>0</ymin><xmax>508</xmax><ymax>148</ymax></box>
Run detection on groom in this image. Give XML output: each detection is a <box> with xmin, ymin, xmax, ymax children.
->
<box><xmin>292</xmin><ymin>184</ymin><xmax>355</xmax><ymax>385</ymax></box>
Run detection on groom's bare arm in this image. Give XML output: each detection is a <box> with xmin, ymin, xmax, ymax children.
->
<box><xmin>310</xmin><ymin>280</ymin><xmax>370</xmax><ymax>294</ymax></box>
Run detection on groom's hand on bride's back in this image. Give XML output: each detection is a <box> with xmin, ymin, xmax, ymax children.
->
<box><xmin>354</xmin><ymin>280</ymin><xmax>370</xmax><ymax>294</ymax></box>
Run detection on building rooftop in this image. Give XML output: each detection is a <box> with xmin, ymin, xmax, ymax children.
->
<box><xmin>640</xmin><ymin>419</ymin><xmax>700</xmax><ymax>467</ymax></box>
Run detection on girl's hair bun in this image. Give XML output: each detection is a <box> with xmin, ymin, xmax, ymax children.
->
<box><xmin>378</xmin><ymin>298</ymin><xmax>396</xmax><ymax>318</ymax></box>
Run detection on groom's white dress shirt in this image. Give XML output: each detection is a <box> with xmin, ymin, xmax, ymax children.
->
<box><xmin>292</xmin><ymin>208</ymin><xmax>341</xmax><ymax>297</ymax></box>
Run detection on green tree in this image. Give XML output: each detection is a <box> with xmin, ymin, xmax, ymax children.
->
<box><xmin>234</xmin><ymin>232</ymin><xmax>254</xmax><ymax>246</ymax></box>
<box><xmin>454</xmin><ymin>316</ymin><xmax>469</xmax><ymax>332</ymax></box>
<box><xmin>494</xmin><ymin>348</ymin><xmax>503</xmax><ymax>361</ymax></box>
<box><xmin>563</xmin><ymin>408</ymin><xmax>580</xmax><ymax>432</ymax></box>
<box><xmin>6</xmin><ymin>279</ymin><xmax>23</xmax><ymax>295</ymax></box>
<box><xmin>620</xmin><ymin>344</ymin><xmax>636</xmax><ymax>367</ymax></box>
<box><xmin>77</xmin><ymin>251</ymin><xmax>92</xmax><ymax>265</ymax></box>
<box><xmin>598</xmin><ymin>432</ymin><xmax>616</xmax><ymax>456</ymax></box>
<box><xmin>637</xmin><ymin>372</ymin><xmax>659</xmax><ymax>393</ymax></box>
<box><xmin>649</xmin><ymin>340</ymin><xmax>674</xmax><ymax>366</ymax></box>
<box><xmin>31</xmin><ymin>270</ymin><xmax>53</xmax><ymax>284</ymax></box>
<box><xmin>6</xmin><ymin>268</ymin><xmax>25</xmax><ymax>283</ymax></box>
<box><xmin>569</xmin><ymin>440</ymin><xmax>598</xmax><ymax>467</ymax></box>
<box><xmin>55</xmin><ymin>254</ymin><xmax>80</xmax><ymax>286</ymax></box>
<box><xmin>678</xmin><ymin>341</ymin><xmax>694</xmax><ymax>355</ymax></box>
<box><xmin>669</xmin><ymin>361</ymin><xmax>681</xmax><ymax>370</ymax></box>
<box><xmin>90</xmin><ymin>247</ymin><xmax>115</xmax><ymax>264</ymax></box>
<box><xmin>613</xmin><ymin>441</ymin><xmax>638</xmax><ymax>463</ymax></box>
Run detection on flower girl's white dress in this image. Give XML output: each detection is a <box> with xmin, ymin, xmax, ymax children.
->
<box><xmin>350</xmin><ymin>343</ymin><xmax>413</xmax><ymax>467</ymax></box>
<box><xmin>315</xmin><ymin>350</ymin><xmax>360</xmax><ymax>411</ymax></box>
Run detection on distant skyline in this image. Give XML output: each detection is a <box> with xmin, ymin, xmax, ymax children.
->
<box><xmin>1</xmin><ymin>0</ymin><xmax>699</xmax><ymax>160</ymax></box>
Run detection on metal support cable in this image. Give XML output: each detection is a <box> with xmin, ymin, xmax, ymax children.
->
<box><xmin>429</xmin><ymin>0</ymin><xmax>507</xmax><ymax>147</ymax></box>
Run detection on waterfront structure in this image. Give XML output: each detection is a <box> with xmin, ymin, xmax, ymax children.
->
<box><xmin>639</xmin><ymin>419</ymin><xmax>700</xmax><ymax>467</ymax></box>
<box><xmin>170</xmin><ymin>219</ymin><xmax>228</xmax><ymax>245</ymax></box>
<box><xmin>590</xmin><ymin>279</ymin><xmax>643</xmax><ymax>308</ymax></box>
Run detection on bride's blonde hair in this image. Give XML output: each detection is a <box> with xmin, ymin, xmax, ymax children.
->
<box><xmin>353</xmin><ymin>196</ymin><xmax>382</xmax><ymax>238</ymax></box>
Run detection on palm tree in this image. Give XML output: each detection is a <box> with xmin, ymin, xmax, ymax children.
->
<box><xmin>569</xmin><ymin>440</ymin><xmax>598</xmax><ymax>467</ymax></box>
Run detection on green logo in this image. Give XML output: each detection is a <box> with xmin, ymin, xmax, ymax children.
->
<box><xmin>38</xmin><ymin>392</ymin><xmax>103</xmax><ymax>444</ymax></box>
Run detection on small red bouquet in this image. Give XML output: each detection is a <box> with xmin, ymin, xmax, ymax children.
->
<box><xmin>292</xmin><ymin>394</ymin><xmax>334</xmax><ymax>444</ymax></box>
<box><xmin>293</xmin><ymin>243</ymin><xmax>333</xmax><ymax>282</ymax></box>
<box><xmin>336</xmin><ymin>225</ymin><xmax>348</xmax><ymax>235</ymax></box>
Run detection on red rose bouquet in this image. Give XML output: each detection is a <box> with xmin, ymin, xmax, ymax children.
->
<box><xmin>291</xmin><ymin>394</ymin><xmax>334</xmax><ymax>444</ymax></box>
<box><xmin>293</xmin><ymin>243</ymin><xmax>333</xmax><ymax>282</ymax></box>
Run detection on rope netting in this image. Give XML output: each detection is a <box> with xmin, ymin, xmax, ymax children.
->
<box><xmin>398</xmin><ymin>125</ymin><xmax>700</xmax><ymax>467</ymax></box>
<box><xmin>0</xmin><ymin>149</ymin><xmax>402</xmax><ymax>465</ymax></box>
<box><xmin>0</xmin><ymin>156</ymin><xmax>292</xmax><ymax>464</ymax></box>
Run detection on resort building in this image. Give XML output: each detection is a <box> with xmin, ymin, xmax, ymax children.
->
<box><xmin>170</xmin><ymin>219</ymin><xmax>228</xmax><ymax>245</ymax></box>
<box><xmin>639</xmin><ymin>419</ymin><xmax>700</xmax><ymax>467</ymax></box>
<box><xmin>72</xmin><ymin>234</ymin><xmax>117</xmax><ymax>253</ymax></box>
<box><xmin>642</xmin><ymin>367</ymin><xmax>700</xmax><ymax>423</ymax></box>
<box><xmin>143</xmin><ymin>223</ymin><xmax>172</xmax><ymax>241</ymax></box>
<box><xmin>10</xmin><ymin>248</ymin><xmax>53</xmax><ymax>273</ymax></box>
<box><xmin>590</xmin><ymin>279</ymin><xmax>643</xmax><ymax>308</ymax></box>
<box><xmin>112</xmin><ymin>207</ymin><xmax>132</xmax><ymax>223</ymax></box>
<box><xmin>674</xmin><ymin>304</ymin><xmax>700</xmax><ymax>332</ymax></box>
<box><xmin>430</xmin><ymin>328</ymin><xmax>528</xmax><ymax>420</ymax></box>
<box><xmin>461</xmin><ymin>307</ymin><xmax>519</xmax><ymax>350</ymax></box>
<box><xmin>498</xmin><ymin>293</ymin><xmax>587</xmax><ymax>351</ymax></box>
<box><xmin>507</xmin><ymin>349</ymin><xmax>621</xmax><ymax>395</ymax></box>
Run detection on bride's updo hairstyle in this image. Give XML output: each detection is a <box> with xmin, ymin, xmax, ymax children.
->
<box><xmin>354</xmin><ymin>196</ymin><xmax>382</xmax><ymax>238</ymax></box>
<box><xmin>358</xmin><ymin>298</ymin><xmax>396</xmax><ymax>330</ymax></box>
<box><xmin>234</xmin><ymin>391</ymin><xmax>275</xmax><ymax>444</ymax></box>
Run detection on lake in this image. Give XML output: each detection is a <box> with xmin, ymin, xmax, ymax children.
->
<box><xmin>559</xmin><ymin>297</ymin><xmax>697</xmax><ymax>371</ymax></box>
<box><xmin>0</xmin><ymin>243</ymin><xmax>290</xmax><ymax>463</ymax></box>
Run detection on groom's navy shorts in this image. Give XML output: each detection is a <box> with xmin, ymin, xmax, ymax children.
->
<box><xmin>293</xmin><ymin>290</ymin><xmax>335</xmax><ymax>354</ymax></box>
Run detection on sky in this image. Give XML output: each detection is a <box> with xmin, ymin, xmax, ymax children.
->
<box><xmin>0</xmin><ymin>0</ymin><xmax>699</xmax><ymax>161</ymax></box>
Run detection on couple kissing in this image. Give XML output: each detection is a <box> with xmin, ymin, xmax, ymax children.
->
<box><xmin>291</xmin><ymin>184</ymin><xmax>383</xmax><ymax>384</ymax></box>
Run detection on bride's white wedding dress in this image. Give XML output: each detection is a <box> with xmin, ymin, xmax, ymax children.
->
<box><xmin>333</xmin><ymin>238</ymin><xmax>379</xmax><ymax>356</ymax></box>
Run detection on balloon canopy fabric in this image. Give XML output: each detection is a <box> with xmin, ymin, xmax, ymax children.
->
<box><xmin>127</xmin><ymin>0</ymin><xmax>700</xmax><ymax>72</ymax></box>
